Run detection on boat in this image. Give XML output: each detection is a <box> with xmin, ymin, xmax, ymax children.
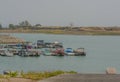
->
<box><xmin>37</xmin><ymin>40</ymin><xmax>45</xmax><ymax>48</ymax></box>
<box><xmin>18</xmin><ymin>49</ymin><xmax>29</xmax><ymax>57</ymax></box>
<box><xmin>43</xmin><ymin>48</ymin><xmax>54</xmax><ymax>56</ymax></box>
<box><xmin>36</xmin><ymin>40</ymin><xmax>63</xmax><ymax>48</ymax></box>
<box><xmin>0</xmin><ymin>49</ymin><xmax>14</xmax><ymax>57</ymax></box>
<box><xmin>74</xmin><ymin>48</ymin><xmax>86</xmax><ymax>56</ymax></box>
<box><xmin>65</xmin><ymin>48</ymin><xmax>75</xmax><ymax>56</ymax></box>
<box><xmin>7</xmin><ymin>48</ymin><xmax>19</xmax><ymax>55</ymax></box>
<box><xmin>65</xmin><ymin>48</ymin><xmax>86</xmax><ymax>56</ymax></box>
<box><xmin>51</xmin><ymin>48</ymin><xmax>65</xmax><ymax>56</ymax></box>
<box><xmin>52</xmin><ymin>41</ymin><xmax>63</xmax><ymax>48</ymax></box>
<box><xmin>18</xmin><ymin>49</ymin><xmax>41</xmax><ymax>57</ymax></box>
<box><xmin>27</xmin><ymin>49</ymin><xmax>41</xmax><ymax>57</ymax></box>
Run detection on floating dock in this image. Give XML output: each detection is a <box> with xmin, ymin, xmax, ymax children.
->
<box><xmin>0</xmin><ymin>34</ymin><xmax>25</xmax><ymax>44</ymax></box>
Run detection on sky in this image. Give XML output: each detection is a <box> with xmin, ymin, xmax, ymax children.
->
<box><xmin>0</xmin><ymin>0</ymin><xmax>120</xmax><ymax>27</ymax></box>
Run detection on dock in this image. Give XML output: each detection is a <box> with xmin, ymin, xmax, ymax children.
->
<box><xmin>0</xmin><ymin>34</ymin><xmax>25</xmax><ymax>44</ymax></box>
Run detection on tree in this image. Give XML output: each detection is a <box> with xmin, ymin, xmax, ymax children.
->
<box><xmin>19</xmin><ymin>20</ymin><xmax>31</xmax><ymax>27</ymax></box>
<box><xmin>9</xmin><ymin>24</ymin><xmax>15</xmax><ymax>29</ymax></box>
<box><xmin>0</xmin><ymin>24</ymin><xmax>2</xmax><ymax>29</ymax></box>
<box><xmin>68</xmin><ymin>22</ymin><xmax>74</xmax><ymax>30</ymax></box>
<box><xmin>24</xmin><ymin>20</ymin><xmax>31</xmax><ymax>26</ymax></box>
<box><xmin>35</xmin><ymin>24</ymin><xmax>42</xmax><ymax>27</ymax></box>
<box><xmin>69</xmin><ymin>22</ymin><xmax>74</xmax><ymax>27</ymax></box>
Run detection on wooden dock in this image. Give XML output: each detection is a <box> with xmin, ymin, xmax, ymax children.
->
<box><xmin>106</xmin><ymin>67</ymin><xmax>117</xmax><ymax>74</ymax></box>
<box><xmin>0</xmin><ymin>34</ymin><xmax>25</xmax><ymax>44</ymax></box>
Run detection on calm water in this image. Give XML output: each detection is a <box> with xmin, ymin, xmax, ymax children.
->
<box><xmin>0</xmin><ymin>33</ymin><xmax>120</xmax><ymax>74</ymax></box>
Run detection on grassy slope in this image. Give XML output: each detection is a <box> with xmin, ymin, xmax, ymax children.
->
<box><xmin>0</xmin><ymin>70</ymin><xmax>77</xmax><ymax>81</ymax></box>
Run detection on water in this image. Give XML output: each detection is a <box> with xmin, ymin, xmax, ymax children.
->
<box><xmin>0</xmin><ymin>33</ymin><xmax>120</xmax><ymax>74</ymax></box>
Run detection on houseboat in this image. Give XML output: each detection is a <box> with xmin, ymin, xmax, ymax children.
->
<box><xmin>18</xmin><ymin>49</ymin><xmax>41</xmax><ymax>57</ymax></box>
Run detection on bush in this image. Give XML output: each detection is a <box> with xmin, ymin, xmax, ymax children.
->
<box><xmin>21</xmin><ymin>70</ymin><xmax>77</xmax><ymax>80</ymax></box>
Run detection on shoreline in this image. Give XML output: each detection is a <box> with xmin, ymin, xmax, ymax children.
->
<box><xmin>1</xmin><ymin>73</ymin><xmax>120</xmax><ymax>82</ymax></box>
<box><xmin>0</xmin><ymin>29</ymin><xmax>120</xmax><ymax>35</ymax></box>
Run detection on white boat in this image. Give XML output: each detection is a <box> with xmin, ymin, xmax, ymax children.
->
<box><xmin>18</xmin><ymin>49</ymin><xmax>41</xmax><ymax>57</ymax></box>
<box><xmin>0</xmin><ymin>49</ymin><xmax>14</xmax><ymax>57</ymax></box>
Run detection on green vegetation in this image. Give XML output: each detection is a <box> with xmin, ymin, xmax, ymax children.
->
<box><xmin>9</xmin><ymin>24</ymin><xmax>15</xmax><ymax>29</ymax></box>
<box><xmin>0</xmin><ymin>70</ymin><xmax>77</xmax><ymax>80</ymax></box>
<box><xmin>22</xmin><ymin>70</ymin><xmax>77</xmax><ymax>80</ymax></box>
<box><xmin>8</xmin><ymin>71</ymin><xmax>18</xmax><ymax>77</ymax></box>
<box><xmin>0</xmin><ymin>24</ymin><xmax>2</xmax><ymax>29</ymax></box>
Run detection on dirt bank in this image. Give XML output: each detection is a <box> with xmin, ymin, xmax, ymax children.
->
<box><xmin>38</xmin><ymin>74</ymin><xmax>120</xmax><ymax>82</ymax></box>
<box><xmin>0</xmin><ymin>78</ymin><xmax>36</xmax><ymax>82</ymax></box>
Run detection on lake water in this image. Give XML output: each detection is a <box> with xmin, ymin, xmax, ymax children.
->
<box><xmin>0</xmin><ymin>33</ymin><xmax>120</xmax><ymax>74</ymax></box>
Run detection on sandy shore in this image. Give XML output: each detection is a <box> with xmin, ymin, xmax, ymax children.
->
<box><xmin>1</xmin><ymin>29</ymin><xmax>120</xmax><ymax>35</ymax></box>
<box><xmin>0</xmin><ymin>74</ymin><xmax>120</xmax><ymax>82</ymax></box>
<box><xmin>0</xmin><ymin>78</ymin><xmax>36</xmax><ymax>82</ymax></box>
<box><xmin>38</xmin><ymin>74</ymin><xmax>120</xmax><ymax>82</ymax></box>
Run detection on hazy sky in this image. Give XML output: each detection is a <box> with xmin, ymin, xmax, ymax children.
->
<box><xmin>0</xmin><ymin>0</ymin><xmax>120</xmax><ymax>27</ymax></box>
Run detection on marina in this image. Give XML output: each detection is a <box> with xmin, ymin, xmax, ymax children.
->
<box><xmin>0</xmin><ymin>33</ymin><xmax>120</xmax><ymax>74</ymax></box>
<box><xmin>0</xmin><ymin>34</ymin><xmax>86</xmax><ymax>57</ymax></box>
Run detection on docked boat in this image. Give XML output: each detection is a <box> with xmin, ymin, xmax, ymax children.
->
<box><xmin>27</xmin><ymin>49</ymin><xmax>41</xmax><ymax>57</ymax></box>
<box><xmin>43</xmin><ymin>48</ymin><xmax>54</xmax><ymax>56</ymax></box>
<box><xmin>74</xmin><ymin>48</ymin><xmax>86</xmax><ymax>56</ymax></box>
<box><xmin>18</xmin><ymin>49</ymin><xmax>41</xmax><ymax>57</ymax></box>
<box><xmin>52</xmin><ymin>41</ymin><xmax>63</xmax><ymax>48</ymax></box>
<box><xmin>51</xmin><ymin>48</ymin><xmax>65</xmax><ymax>56</ymax></box>
<box><xmin>18</xmin><ymin>49</ymin><xmax>29</xmax><ymax>57</ymax></box>
<box><xmin>36</xmin><ymin>40</ymin><xmax>63</xmax><ymax>48</ymax></box>
<box><xmin>65</xmin><ymin>48</ymin><xmax>75</xmax><ymax>56</ymax></box>
<box><xmin>65</xmin><ymin>48</ymin><xmax>86</xmax><ymax>56</ymax></box>
<box><xmin>7</xmin><ymin>48</ymin><xmax>19</xmax><ymax>55</ymax></box>
<box><xmin>0</xmin><ymin>49</ymin><xmax>14</xmax><ymax>57</ymax></box>
<box><xmin>37</xmin><ymin>40</ymin><xmax>45</xmax><ymax>48</ymax></box>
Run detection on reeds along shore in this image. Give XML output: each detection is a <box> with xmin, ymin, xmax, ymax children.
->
<box><xmin>1</xmin><ymin>26</ymin><xmax>120</xmax><ymax>35</ymax></box>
